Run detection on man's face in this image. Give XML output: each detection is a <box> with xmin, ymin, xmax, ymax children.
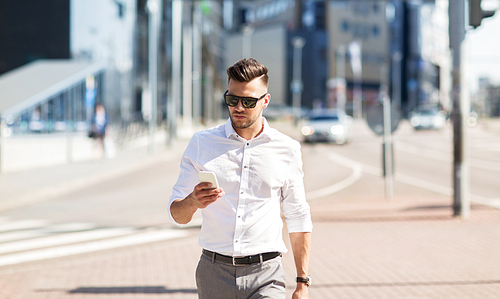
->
<box><xmin>227</xmin><ymin>77</ymin><xmax>269</xmax><ymax>131</ymax></box>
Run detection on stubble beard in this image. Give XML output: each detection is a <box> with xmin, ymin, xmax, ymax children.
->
<box><xmin>230</xmin><ymin>111</ymin><xmax>260</xmax><ymax>130</ymax></box>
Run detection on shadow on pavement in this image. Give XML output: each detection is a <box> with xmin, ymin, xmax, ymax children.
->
<box><xmin>65</xmin><ymin>286</ymin><xmax>197</xmax><ymax>294</ymax></box>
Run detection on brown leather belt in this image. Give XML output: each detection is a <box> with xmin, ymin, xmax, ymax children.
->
<box><xmin>202</xmin><ymin>249</ymin><xmax>281</xmax><ymax>266</ymax></box>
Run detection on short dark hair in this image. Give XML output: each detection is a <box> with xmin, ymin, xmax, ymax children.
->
<box><xmin>226</xmin><ymin>58</ymin><xmax>268</xmax><ymax>87</ymax></box>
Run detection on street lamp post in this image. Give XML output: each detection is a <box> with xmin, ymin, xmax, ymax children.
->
<box><xmin>169</xmin><ymin>0</ymin><xmax>182</xmax><ymax>144</ymax></box>
<box><xmin>147</xmin><ymin>0</ymin><xmax>161</xmax><ymax>153</ymax></box>
<box><xmin>349</xmin><ymin>40</ymin><xmax>362</xmax><ymax>119</ymax></box>
<box><xmin>292</xmin><ymin>36</ymin><xmax>305</xmax><ymax>126</ymax></box>
<box><xmin>336</xmin><ymin>45</ymin><xmax>347</xmax><ymax>112</ymax></box>
<box><xmin>182</xmin><ymin>1</ymin><xmax>193</xmax><ymax>131</ymax></box>
<box><xmin>192</xmin><ymin>3</ymin><xmax>202</xmax><ymax>126</ymax></box>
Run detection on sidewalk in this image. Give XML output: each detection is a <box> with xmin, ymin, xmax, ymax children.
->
<box><xmin>0</xmin><ymin>133</ymin><xmax>189</xmax><ymax>212</ymax></box>
<box><xmin>0</xmin><ymin>121</ymin><xmax>500</xmax><ymax>299</ymax></box>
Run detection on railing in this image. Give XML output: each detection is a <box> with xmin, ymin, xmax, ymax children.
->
<box><xmin>112</xmin><ymin>111</ymin><xmax>165</xmax><ymax>147</ymax></box>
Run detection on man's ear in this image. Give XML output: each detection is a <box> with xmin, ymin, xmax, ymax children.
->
<box><xmin>262</xmin><ymin>94</ymin><xmax>271</xmax><ymax>108</ymax></box>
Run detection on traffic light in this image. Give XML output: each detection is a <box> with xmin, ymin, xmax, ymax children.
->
<box><xmin>469</xmin><ymin>0</ymin><xmax>496</xmax><ymax>28</ymax></box>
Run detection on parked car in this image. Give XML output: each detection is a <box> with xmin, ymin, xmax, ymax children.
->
<box><xmin>409</xmin><ymin>107</ymin><xmax>447</xmax><ymax>130</ymax></box>
<box><xmin>301</xmin><ymin>109</ymin><xmax>353</xmax><ymax>144</ymax></box>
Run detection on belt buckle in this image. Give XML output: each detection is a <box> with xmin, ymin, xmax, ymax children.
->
<box><xmin>232</xmin><ymin>256</ymin><xmax>236</xmax><ymax>266</ymax></box>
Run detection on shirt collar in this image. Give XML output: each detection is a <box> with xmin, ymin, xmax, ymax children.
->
<box><xmin>224</xmin><ymin>117</ymin><xmax>273</xmax><ymax>141</ymax></box>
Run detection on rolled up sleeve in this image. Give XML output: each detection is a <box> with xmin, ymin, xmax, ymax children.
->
<box><xmin>168</xmin><ymin>135</ymin><xmax>200</xmax><ymax>226</ymax></box>
<box><xmin>281</xmin><ymin>142</ymin><xmax>313</xmax><ymax>233</ymax></box>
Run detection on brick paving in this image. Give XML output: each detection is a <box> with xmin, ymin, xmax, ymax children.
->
<box><xmin>1</xmin><ymin>185</ymin><xmax>499</xmax><ymax>299</ymax></box>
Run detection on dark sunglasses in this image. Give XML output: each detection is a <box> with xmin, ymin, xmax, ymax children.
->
<box><xmin>224</xmin><ymin>90</ymin><xmax>267</xmax><ymax>109</ymax></box>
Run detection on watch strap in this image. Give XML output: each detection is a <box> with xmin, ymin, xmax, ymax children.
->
<box><xmin>296</xmin><ymin>276</ymin><xmax>311</xmax><ymax>286</ymax></box>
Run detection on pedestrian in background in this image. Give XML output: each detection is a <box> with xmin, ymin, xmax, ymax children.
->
<box><xmin>168</xmin><ymin>58</ymin><xmax>312</xmax><ymax>298</ymax></box>
<box><xmin>90</xmin><ymin>104</ymin><xmax>108</xmax><ymax>159</ymax></box>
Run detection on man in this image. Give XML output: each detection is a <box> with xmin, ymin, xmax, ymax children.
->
<box><xmin>168</xmin><ymin>58</ymin><xmax>312</xmax><ymax>299</ymax></box>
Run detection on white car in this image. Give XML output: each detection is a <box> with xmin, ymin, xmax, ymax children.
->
<box><xmin>409</xmin><ymin>108</ymin><xmax>447</xmax><ymax>130</ymax></box>
<box><xmin>301</xmin><ymin>109</ymin><xmax>353</xmax><ymax>144</ymax></box>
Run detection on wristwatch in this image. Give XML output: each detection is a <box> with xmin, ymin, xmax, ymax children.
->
<box><xmin>296</xmin><ymin>275</ymin><xmax>311</xmax><ymax>286</ymax></box>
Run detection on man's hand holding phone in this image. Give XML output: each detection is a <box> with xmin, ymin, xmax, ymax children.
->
<box><xmin>191</xmin><ymin>171</ymin><xmax>224</xmax><ymax>209</ymax></box>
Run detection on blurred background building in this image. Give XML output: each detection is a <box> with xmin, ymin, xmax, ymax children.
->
<box><xmin>0</xmin><ymin>0</ymin><xmax>499</xmax><ymax>172</ymax></box>
<box><xmin>476</xmin><ymin>78</ymin><xmax>500</xmax><ymax>116</ymax></box>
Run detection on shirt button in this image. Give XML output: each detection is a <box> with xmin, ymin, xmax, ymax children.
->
<box><xmin>241</xmin><ymin>192</ymin><xmax>244</xmax><ymax>194</ymax></box>
<box><xmin>246</xmin><ymin>143</ymin><xmax>249</xmax><ymax>146</ymax></box>
<box><xmin>235</xmin><ymin>240</ymin><xmax>239</xmax><ymax>243</ymax></box>
<box><xmin>244</xmin><ymin>166</ymin><xmax>248</xmax><ymax>169</ymax></box>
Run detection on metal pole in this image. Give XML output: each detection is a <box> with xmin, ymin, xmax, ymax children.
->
<box><xmin>67</xmin><ymin>89</ymin><xmax>74</xmax><ymax>163</ymax></box>
<box><xmin>336</xmin><ymin>45</ymin><xmax>347</xmax><ymax>112</ymax></box>
<box><xmin>382</xmin><ymin>92</ymin><xmax>394</xmax><ymax>200</ymax></box>
<box><xmin>292</xmin><ymin>37</ymin><xmax>305</xmax><ymax>126</ymax></box>
<box><xmin>449</xmin><ymin>0</ymin><xmax>470</xmax><ymax>219</ymax></box>
<box><xmin>147</xmin><ymin>0</ymin><xmax>160</xmax><ymax>153</ymax></box>
<box><xmin>171</xmin><ymin>0</ymin><xmax>182</xmax><ymax>140</ymax></box>
<box><xmin>192</xmin><ymin>3</ymin><xmax>202</xmax><ymax>126</ymax></box>
<box><xmin>349</xmin><ymin>40</ymin><xmax>363</xmax><ymax>119</ymax></box>
<box><xmin>182</xmin><ymin>1</ymin><xmax>193</xmax><ymax>130</ymax></box>
<box><xmin>381</xmin><ymin>64</ymin><xmax>393</xmax><ymax>200</ymax></box>
<box><xmin>392</xmin><ymin>51</ymin><xmax>402</xmax><ymax>109</ymax></box>
<box><xmin>353</xmin><ymin>80</ymin><xmax>362</xmax><ymax>119</ymax></box>
<box><xmin>204</xmin><ymin>65</ymin><xmax>214</xmax><ymax>122</ymax></box>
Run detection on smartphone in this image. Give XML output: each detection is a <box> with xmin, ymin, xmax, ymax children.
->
<box><xmin>198</xmin><ymin>171</ymin><xmax>219</xmax><ymax>189</ymax></box>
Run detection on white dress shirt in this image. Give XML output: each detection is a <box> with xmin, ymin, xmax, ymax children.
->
<box><xmin>168</xmin><ymin>118</ymin><xmax>312</xmax><ymax>256</ymax></box>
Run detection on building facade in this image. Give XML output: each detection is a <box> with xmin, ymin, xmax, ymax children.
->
<box><xmin>326</xmin><ymin>0</ymin><xmax>451</xmax><ymax>117</ymax></box>
<box><xmin>224</xmin><ymin>0</ymin><xmax>328</xmax><ymax>114</ymax></box>
<box><xmin>0</xmin><ymin>0</ymin><xmax>70</xmax><ymax>75</ymax></box>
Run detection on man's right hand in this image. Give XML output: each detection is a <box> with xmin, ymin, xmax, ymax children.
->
<box><xmin>189</xmin><ymin>183</ymin><xmax>225</xmax><ymax>209</ymax></box>
<box><xmin>170</xmin><ymin>183</ymin><xmax>224</xmax><ymax>224</ymax></box>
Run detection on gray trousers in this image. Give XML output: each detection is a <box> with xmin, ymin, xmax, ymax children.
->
<box><xmin>195</xmin><ymin>253</ymin><xmax>286</xmax><ymax>299</ymax></box>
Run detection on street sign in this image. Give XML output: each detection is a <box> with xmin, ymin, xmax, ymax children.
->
<box><xmin>366</xmin><ymin>104</ymin><xmax>401</xmax><ymax>135</ymax></box>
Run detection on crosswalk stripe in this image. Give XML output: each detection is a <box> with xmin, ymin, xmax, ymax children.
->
<box><xmin>0</xmin><ymin>230</ymin><xmax>48</xmax><ymax>243</ymax></box>
<box><xmin>0</xmin><ymin>219</ymin><xmax>50</xmax><ymax>233</ymax></box>
<box><xmin>0</xmin><ymin>222</ymin><xmax>98</xmax><ymax>243</ymax></box>
<box><xmin>0</xmin><ymin>227</ymin><xmax>136</xmax><ymax>255</ymax></box>
<box><xmin>43</xmin><ymin>222</ymin><xmax>98</xmax><ymax>233</ymax></box>
<box><xmin>0</xmin><ymin>229</ymin><xmax>189</xmax><ymax>267</ymax></box>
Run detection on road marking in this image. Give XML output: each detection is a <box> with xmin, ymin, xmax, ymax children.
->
<box><xmin>471</xmin><ymin>142</ymin><xmax>500</xmax><ymax>152</ymax></box>
<box><xmin>0</xmin><ymin>222</ymin><xmax>98</xmax><ymax>243</ymax></box>
<box><xmin>397</xmin><ymin>141</ymin><xmax>500</xmax><ymax>172</ymax></box>
<box><xmin>0</xmin><ymin>227</ymin><xmax>136</xmax><ymax>255</ymax></box>
<box><xmin>0</xmin><ymin>219</ymin><xmax>50</xmax><ymax>233</ymax></box>
<box><xmin>0</xmin><ymin>229</ymin><xmax>189</xmax><ymax>267</ymax></box>
<box><xmin>43</xmin><ymin>222</ymin><xmax>98</xmax><ymax>233</ymax></box>
<box><xmin>396</xmin><ymin>142</ymin><xmax>451</xmax><ymax>162</ymax></box>
<box><xmin>306</xmin><ymin>152</ymin><xmax>363</xmax><ymax>200</ymax></box>
<box><xmin>470</xmin><ymin>196</ymin><xmax>500</xmax><ymax>209</ymax></box>
<box><xmin>0</xmin><ymin>230</ymin><xmax>48</xmax><ymax>243</ymax></box>
<box><xmin>395</xmin><ymin>173</ymin><xmax>453</xmax><ymax>196</ymax></box>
